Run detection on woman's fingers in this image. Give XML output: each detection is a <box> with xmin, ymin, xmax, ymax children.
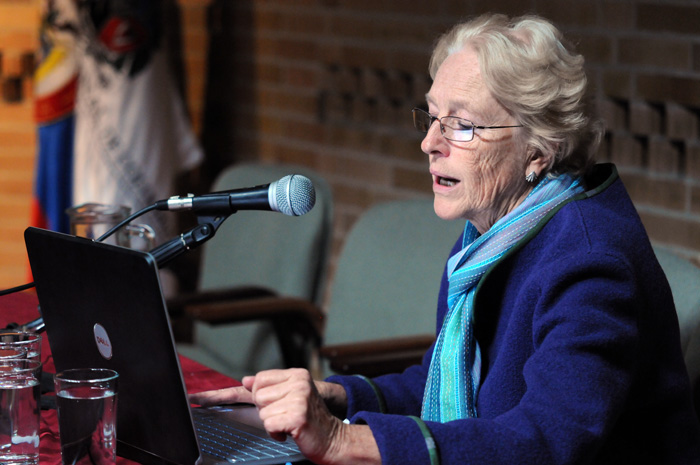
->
<box><xmin>188</xmin><ymin>385</ymin><xmax>253</xmax><ymax>406</ymax></box>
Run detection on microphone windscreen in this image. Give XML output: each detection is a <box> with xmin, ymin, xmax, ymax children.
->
<box><xmin>272</xmin><ymin>174</ymin><xmax>316</xmax><ymax>216</ymax></box>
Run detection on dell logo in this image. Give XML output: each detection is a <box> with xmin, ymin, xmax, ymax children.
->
<box><xmin>93</xmin><ymin>323</ymin><xmax>113</xmax><ymax>360</ymax></box>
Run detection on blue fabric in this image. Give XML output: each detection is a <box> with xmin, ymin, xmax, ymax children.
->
<box><xmin>327</xmin><ymin>164</ymin><xmax>700</xmax><ymax>464</ymax></box>
<box><xmin>34</xmin><ymin>115</ymin><xmax>74</xmax><ymax>232</ymax></box>
<box><xmin>422</xmin><ymin>174</ymin><xmax>583</xmax><ymax>422</ymax></box>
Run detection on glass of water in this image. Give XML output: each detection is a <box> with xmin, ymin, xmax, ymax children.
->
<box><xmin>0</xmin><ymin>332</ymin><xmax>42</xmax><ymax>362</ymax></box>
<box><xmin>0</xmin><ymin>359</ymin><xmax>42</xmax><ymax>465</ymax></box>
<box><xmin>54</xmin><ymin>368</ymin><xmax>119</xmax><ymax>465</ymax></box>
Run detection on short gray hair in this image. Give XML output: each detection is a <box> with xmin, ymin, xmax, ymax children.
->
<box><xmin>429</xmin><ymin>14</ymin><xmax>603</xmax><ymax>175</ymax></box>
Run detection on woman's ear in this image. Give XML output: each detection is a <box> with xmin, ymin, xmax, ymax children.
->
<box><xmin>525</xmin><ymin>148</ymin><xmax>552</xmax><ymax>179</ymax></box>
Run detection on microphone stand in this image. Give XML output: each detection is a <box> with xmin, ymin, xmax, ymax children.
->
<box><xmin>149</xmin><ymin>214</ymin><xmax>229</xmax><ymax>268</ymax></box>
<box><xmin>8</xmin><ymin>213</ymin><xmax>232</xmax><ymax>333</ymax></box>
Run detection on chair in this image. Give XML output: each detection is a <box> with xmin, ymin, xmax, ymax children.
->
<box><xmin>653</xmin><ymin>246</ymin><xmax>700</xmax><ymax>419</ymax></box>
<box><xmin>318</xmin><ymin>198</ymin><xmax>464</xmax><ymax>377</ymax></box>
<box><xmin>172</xmin><ymin>163</ymin><xmax>333</xmax><ymax>380</ymax></box>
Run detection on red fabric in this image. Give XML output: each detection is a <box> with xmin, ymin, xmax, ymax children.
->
<box><xmin>0</xmin><ymin>290</ymin><xmax>240</xmax><ymax>464</ymax></box>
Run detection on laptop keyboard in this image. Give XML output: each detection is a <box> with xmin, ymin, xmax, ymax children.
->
<box><xmin>192</xmin><ymin>409</ymin><xmax>302</xmax><ymax>463</ymax></box>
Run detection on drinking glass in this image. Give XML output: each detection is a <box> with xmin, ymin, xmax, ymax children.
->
<box><xmin>54</xmin><ymin>368</ymin><xmax>119</xmax><ymax>465</ymax></box>
<box><xmin>66</xmin><ymin>203</ymin><xmax>155</xmax><ymax>251</ymax></box>
<box><xmin>0</xmin><ymin>359</ymin><xmax>42</xmax><ymax>465</ymax></box>
<box><xmin>0</xmin><ymin>332</ymin><xmax>41</xmax><ymax>362</ymax></box>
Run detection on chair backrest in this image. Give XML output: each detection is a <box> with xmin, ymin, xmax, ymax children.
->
<box><xmin>653</xmin><ymin>246</ymin><xmax>700</xmax><ymax>418</ymax></box>
<box><xmin>183</xmin><ymin>163</ymin><xmax>333</xmax><ymax>378</ymax></box>
<box><xmin>323</xmin><ymin>198</ymin><xmax>464</xmax><ymax>347</ymax></box>
<box><xmin>198</xmin><ymin>163</ymin><xmax>333</xmax><ymax>305</ymax></box>
<box><xmin>653</xmin><ymin>247</ymin><xmax>700</xmax><ymax>354</ymax></box>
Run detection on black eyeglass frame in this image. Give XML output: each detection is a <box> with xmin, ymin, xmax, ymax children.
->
<box><xmin>412</xmin><ymin>107</ymin><xmax>523</xmax><ymax>142</ymax></box>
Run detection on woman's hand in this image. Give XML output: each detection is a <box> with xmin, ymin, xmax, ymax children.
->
<box><xmin>245</xmin><ymin>369</ymin><xmax>342</xmax><ymax>461</ymax></box>
<box><xmin>189</xmin><ymin>375</ymin><xmax>349</xmax><ymax>416</ymax></box>
<box><xmin>245</xmin><ymin>368</ymin><xmax>380</xmax><ymax>465</ymax></box>
<box><xmin>189</xmin><ymin>369</ymin><xmax>379</xmax><ymax>464</ymax></box>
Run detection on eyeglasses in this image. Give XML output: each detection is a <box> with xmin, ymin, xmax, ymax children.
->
<box><xmin>412</xmin><ymin>107</ymin><xmax>523</xmax><ymax>142</ymax></box>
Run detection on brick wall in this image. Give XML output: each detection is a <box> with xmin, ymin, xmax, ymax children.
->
<box><xmin>200</xmin><ymin>0</ymin><xmax>700</xmax><ymax>271</ymax></box>
<box><xmin>0</xmin><ymin>0</ymin><xmax>40</xmax><ymax>288</ymax></box>
<box><xmin>2</xmin><ymin>0</ymin><xmax>700</xmax><ymax>290</ymax></box>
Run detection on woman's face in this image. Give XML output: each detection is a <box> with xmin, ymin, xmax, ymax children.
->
<box><xmin>422</xmin><ymin>46</ymin><xmax>532</xmax><ymax>233</ymax></box>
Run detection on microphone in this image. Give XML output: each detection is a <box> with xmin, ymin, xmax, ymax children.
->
<box><xmin>155</xmin><ymin>174</ymin><xmax>315</xmax><ymax>216</ymax></box>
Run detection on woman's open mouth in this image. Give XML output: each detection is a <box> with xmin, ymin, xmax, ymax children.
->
<box><xmin>437</xmin><ymin>175</ymin><xmax>460</xmax><ymax>187</ymax></box>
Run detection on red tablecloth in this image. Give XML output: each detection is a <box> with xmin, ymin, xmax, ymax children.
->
<box><xmin>0</xmin><ymin>290</ymin><xmax>240</xmax><ymax>465</ymax></box>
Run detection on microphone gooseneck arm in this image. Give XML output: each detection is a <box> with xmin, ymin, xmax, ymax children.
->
<box><xmin>149</xmin><ymin>214</ymin><xmax>228</xmax><ymax>268</ymax></box>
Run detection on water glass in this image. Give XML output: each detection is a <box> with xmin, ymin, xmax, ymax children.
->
<box><xmin>54</xmin><ymin>368</ymin><xmax>119</xmax><ymax>465</ymax></box>
<box><xmin>0</xmin><ymin>359</ymin><xmax>42</xmax><ymax>465</ymax></box>
<box><xmin>66</xmin><ymin>203</ymin><xmax>156</xmax><ymax>250</ymax></box>
<box><xmin>0</xmin><ymin>332</ymin><xmax>42</xmax><ymax>362</ymax></box>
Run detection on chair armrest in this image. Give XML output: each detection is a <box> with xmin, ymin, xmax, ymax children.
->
<box><xmin>183</xmin><ymin>296</ymin><xmax>325</xmax><ymax>342</ymax></box>
<box><xmin>166</xmin><ymin>286</ymin><xmax>278</xmax><ymax>316</ymax></box>
<box><xmin>320</xmin><ymin>334</ymin><xmax>435</xmax><ymax>377</ymax></box>
<box><xmin>183</xmin><ymin>296</ymin><xmax>326</xmax><ymax>370</ymax></box>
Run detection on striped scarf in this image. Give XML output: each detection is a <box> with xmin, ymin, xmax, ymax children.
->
<box><xmin>421</xmin><ymin>173</ymin><xmax>584</xmax><ymax>422</ymax></box>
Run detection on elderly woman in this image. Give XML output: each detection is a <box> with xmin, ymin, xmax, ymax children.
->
<box><xmin>191</xmin><ymin>13</ymin><xmax>700</xmax><ymax>464</ymax></box>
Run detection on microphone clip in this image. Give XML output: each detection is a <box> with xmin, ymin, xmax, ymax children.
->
<box><xmin>148</xmin><ymin>214</ymin><xmax>230</xmax><ymax>268</ymax></box>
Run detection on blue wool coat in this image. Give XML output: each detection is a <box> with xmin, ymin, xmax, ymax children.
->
<box><xmin>327</xmin><ymin>164</ymin><xmax>700</xmax><ymax>464</ymax></box>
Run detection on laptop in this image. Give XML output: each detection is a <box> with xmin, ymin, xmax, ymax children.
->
<box><xmin>24</xmin><ymin>226</ymin><xmax>307</xmax><ymax>465</ymax></box>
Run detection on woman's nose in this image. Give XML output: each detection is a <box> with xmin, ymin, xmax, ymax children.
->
<box><xmin>420</xmin><ymin>120</ymin><xmax>445</xmax><ymax>156</ymax></box>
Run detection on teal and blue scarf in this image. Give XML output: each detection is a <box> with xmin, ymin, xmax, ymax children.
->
<box><xmin>421</xmin><ymin>173</ymin><xmax>584</xmax><ymax>422</ymax></box>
